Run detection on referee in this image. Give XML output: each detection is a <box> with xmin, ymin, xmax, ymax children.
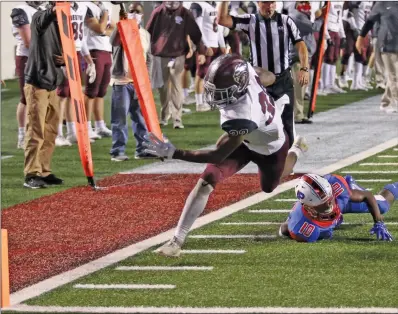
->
<box><xmin>218</xmin><ymin>1</ymin><xmax>309</xmax><ymax>147</ymax></box>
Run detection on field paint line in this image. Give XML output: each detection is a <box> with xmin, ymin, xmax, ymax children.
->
<box><xmin>189</xmin><ymin>234</ymin><xmax>276</xmax><ymax>239</ymax></box>
<box><xmin>10</xmin><ymin>137</ymin><xmax>398</xmax><ymax>306</ymax></box>
<box><xmin>360</xmin><ymin>163</ymin><xmax>398</xmax><ymax>166</ymax></box>
<box><xmin>221</xmin><ymin>222</ymin><xmax>281</xmax><ymax>225</ymax></box>
<box><xmin>356</xmin><ymin>179</ymin><xmax>392</xmax><ymax>182</ymax></box>
<box><xmin>73</xmin><ymin>284</ymin><xmax>175</xmax><ymax>290</ymax></box>
<box><xmin>7</xmin><ymin>305</ymin><xmax>398</xmax><ymax>313</ymax></box>
<box><xmin>1</xmin><ymin>155</ymin><xmax>14</xmax><ymax>160</ymax></box>
<box><xmin>248</xmin><ymin>209</ymin><xmax>291</xmax><ymax>213</ymax></box>
<box><xmin>393</xmin><ymin>148</ymin><xmax>398</xmax><ymax>151</ymax></box>
<box><xmin>340</xmin><ymin>171</ymin><xmax>398</xmax><ymax>174</ymax></box>
<box><xmin>275</xmin><ymin>199</ymin><xmax>297</xmax><ymax>202</ymax></box>
<box><xmin>378</xmin><ymin>155</ymin><xmax>398</xmax><ymax>158</ymax></box>
<box><xmin>180</xmin><ymin>249</ymin><xmax>246</xmax><ymax>254</ymax></box>
<box><xmin>115</xmin><ymin>266</ymin><xmax>213</xmax><ymax>271</ymax></box>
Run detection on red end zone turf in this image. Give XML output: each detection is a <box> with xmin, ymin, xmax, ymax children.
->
<box><xmin>2</xmin><ymin>173</ymin><xmax>300</xmax><ymax>292</ymax></box>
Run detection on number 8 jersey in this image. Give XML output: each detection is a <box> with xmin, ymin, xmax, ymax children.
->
<box><xmin>219</xmin><ymin>63</ymin><xmax>286</xmax><ymax>156</ymax></box>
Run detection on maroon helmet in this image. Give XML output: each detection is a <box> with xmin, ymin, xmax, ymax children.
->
<box><xmin>204</xmin><ymin>54</ymin><xmax>250</xmax><ymax>109</ymax></box>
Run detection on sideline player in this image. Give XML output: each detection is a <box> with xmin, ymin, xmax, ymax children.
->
<box><xmin>279</xmin><ymin>173</ymin><xmax>396</xmax><ymax>242</ymax></box>
<box><xmin>144</xmin><ymin>54</ymin><xmax>308</xmax><ymax>256</ymax></box>
<box><xmin>10</xmin><ymin>1</ymin><xmax>42</xmax><ymax>149</ymax></box>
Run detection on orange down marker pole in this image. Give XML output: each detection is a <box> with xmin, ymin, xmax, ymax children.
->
<box><xmin>117</xmin><ymin>19</ymin><xmax>163</xmax><ymax>140</ymax></box>
<box><xmin>1</xmin><ymin>229</ymin><xmax>10</xmax><ymax>308</ymax></box>
<box><xmin>56</xmin><ymin>3</ymin><xmax>96</xmax><ymax>187</ymax></box>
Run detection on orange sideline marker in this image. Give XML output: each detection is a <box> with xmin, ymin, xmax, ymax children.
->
<box><xmin>1</xmin><ymin>229</ymin><xmax>10</xmax><ymax>308</ymax></box>
<box><xmin>56</xmin><ymin>3</ymin><xmax>96</xmax><ymax>187</ymax></box>
<box><xmin>118</xmin><ymin>19</ymin><xmax>163</xmax><ymax>141</ymax></box>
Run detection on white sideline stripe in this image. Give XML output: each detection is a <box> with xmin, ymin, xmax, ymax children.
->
<box><xmin>1</xmin><ymin>155</ymin><xmax>14</xmax><ymax>160</ymax></box>
<box><xmin>340</xmin><ymin>171</ymin><xmax>398</xmax><ymax>174</ymax></box>
<box><xmin>181</xmin><ymin>249</ymin><xmax>246</xmax><ymax>254</ymax></box>
<box><xmin>248</xmin><ymin>209</ymin><xmax>291</xmax><ymax>213</ymax></box>
<box><xmin>189</xmin><ymin>234</ymin><xmax>276</xmax><ymax>239</ymax></box>
<box><xmin>393</xmin><ymin>148</ymin><xmax>398</xmax><ymax>151</ymax></box>
<box><xmin>221</xmin><ymin>222</ymin><xmax>281</xmax><ymax>226</ymax></box>
<box><xmin>356</xmin><ymin>179</ymin><xmax>391</xmax><ymax>182</ymax></box>
<box><xmin>378</xmin><ymin>155</ymin><xmax>398</xmax><ymax>158</ymax></box>
<box><xmin>116</xmin><ymin>266</ymin><xmax>213</xmax><ymax>271</ymax></box>
<box><xmin>74</xmin><ymin>284</ymin><xmax>175</xmax><ymax>290</ymax></box>
<box><xmin>7</xmin><ymin>305</ymin><xmax>398</xmax><ymax>313</ymax></box>
<box><xmin>360</xmin><ymin>163</ymin><xmax>398</xmax><ymax>166</ymax></box>
<box><xmin>275</xmin><ymin>199</ymin><xmax>297</xmax><ymax>202</ymax></box>
<box><xmin>10</xmin><ymin>137</ymin><xmax>398</xmax><ymax>306</ymax></box>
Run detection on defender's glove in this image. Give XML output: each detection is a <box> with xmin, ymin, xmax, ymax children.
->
<box><xmin>86</xmin><ymin>63</ymin><xmax>97</xmax><ymax>84</ymax></box>
<box><xmin>143</xmin><ymin>133</ymin><xmax>175</xmax><ymax>159</ymax></box>
<box><xmin>370</xmin><ymin>222</ymin><xmax>393</xmax><ymax>241</ymax></box>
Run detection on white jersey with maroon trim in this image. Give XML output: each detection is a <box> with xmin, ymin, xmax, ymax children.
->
<box><xmin>190</xmin><ymin>2</ymin><xmax>219</xmax><ymax>48</ymax></box>
<box><xmin>10</xmin><ymin>4</ymin><xmax>38</xmax><ymax>57</ymax></box>
<box><xmin>354</xmin><ymin>1</ymin><xmax>373</xmax><ymax>30</ymax></box>
<box><xmin>327</xmin><ymin>1</ymin><xmax>345</xmax><ymax>35</ymax></box>
<box><xmin>85</xmin><ymin>1</ymin><xmax>113</xmax><ymax>52</ymax></box>
<box><xmin>219</xmin><ymin>64</ymin><xmax>286</xmax><ymax>156</ymax></box>
<box><xmin>70</xmin><ymin>2</ymin><xmax>89</xmax><ymax>52</ymax></box>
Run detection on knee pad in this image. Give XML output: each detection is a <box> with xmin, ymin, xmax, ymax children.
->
<box><xmin>384</xmin><ymin>183</ymin><xmax>398</xmax><ymax>200</ymax></box>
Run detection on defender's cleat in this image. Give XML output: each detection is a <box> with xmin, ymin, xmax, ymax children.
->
<box><xmin>154</xmin><ymin>238</ymin><xmax>182</xmax><ymax>257</ymax></box>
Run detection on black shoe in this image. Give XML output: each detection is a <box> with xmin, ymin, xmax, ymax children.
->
<box><xmin>42</xmin><ymin>174</ymin><xmax>64</xmax><ymax>185</ymax></box>
<box><xmin>301</xmin><ymin>118</ymin><xmax>313</xmax><ymax>124</ymax></box>
<box><xmin>135</xmin><ymin>152</ymin><xmax>159</xmax><ymax>160</ymax></box>
<box><xmin>24</xmin><ymin>176</ymin><xmax>47</xmax><ymax>189</ymax></box>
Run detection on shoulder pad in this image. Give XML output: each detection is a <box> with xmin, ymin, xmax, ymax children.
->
<box><xmin>11</xmin><ymin>8</ymin><xmax>29</xmax><ymax>27</ymax></box>
<box><xmin>221</xmin><ymin>119</ymin><xmax>257</xmax><ymax>136</ymax></box>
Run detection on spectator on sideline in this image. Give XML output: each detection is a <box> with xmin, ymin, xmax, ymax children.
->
<box><xmin>289</xmin><ymin>1</ymin><xmax>316</xmax><ymax>124</ymax></box>
<box><xmin>356</xmin><ymin>1</ymin><xmax>398</xmax><ymax>114</ymax></box>
<box><xmin>23</xmin><ymin>2</ymin><xmax>65</xmax><ymax>189</ymax></box>
<box><xmin>10</xmin><ymin>1</ymin><xmax>41</xmax><ymax>149</ymax></box>
<box><xmin>109</xmin><ymin>3</ymin><xmax>156</xmax><ymax>161</ymax></box>
<box><xmin>146</xmin><ymin>1</ymin><xmax>203</xmax><ymax>129</ymax></box>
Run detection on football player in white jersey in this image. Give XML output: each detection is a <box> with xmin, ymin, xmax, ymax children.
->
<box><xmin>10</xmin><ymin>1</ymin><xmax>42</xmax><ymax>149</ymax></box>
<box><xmin>55</xmin><ymin>1</ymin><xmax>97</xmax><ymax>147</ymax></box>
<box><xmin>190</xmin><ymin>1</ymin><xmax>226</xmax><ymax>112</ymax></box>
<box><xmin>84</xmin><ymin>1</ymin><xmax>115</xmax><ymax>140</ymax></box>
<box><xmin>143</xmin><ymin>55</ymin><xmax>308</xmax><ymax>257</ymax></box>
<box><xmin>320</xmin><ymin>1</ymin><xmax>347</xmax><ymax>94</ymax></box>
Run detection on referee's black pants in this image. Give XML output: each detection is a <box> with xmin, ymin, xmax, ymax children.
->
<box><xmin>266</xmin><ymin>69</ymin><xmax>294</xmax><ymax>148</ymax></box>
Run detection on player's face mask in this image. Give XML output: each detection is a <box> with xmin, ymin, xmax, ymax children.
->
<box><xmin>296</xmin><ymin>2</ymin><xmax>311</xmax><ymax>18</ymax></box>
<box><xmin>164</xmin><ymin>1</ymin><xmax>181</xmax><ymax>11</ymax></box>
<box><xmin>304</xmin><ymin>196</ymin><xmax>336</xmax><ymax>221</ymax></box>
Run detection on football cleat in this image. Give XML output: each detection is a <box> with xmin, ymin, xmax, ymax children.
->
<box><xmin>95</xmin><ymin>126</ymin><xmax>112</xmax><ymax>138</ymax></box>
<box><xmin>293</xmin><ymin>135</ymin><xmax>309</xmax><ymax>154</ymax></box>
<box><xmin>154</xmin><ymin>238</ymin><xmax>182</xmax><ymax>257</ymax></box>
<box><xmin>55</xmin><ymin>136</ymin><xmax>72</xmax><ymax>147</ymax></box>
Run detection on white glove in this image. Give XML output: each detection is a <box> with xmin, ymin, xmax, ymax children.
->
<box><xmin>86</xmin><ymin>63</ymin><xmax>96</xmax><ymax>84</ymax></box>
<box><xmin>96</xmin><ymin>1</ymin><xmax>108</xmax><ymax>14</ymax></box>
<box><xmin>143</xmin><ymin>133</ymin><xmax>176</xmax><ymax>159</ymax></box>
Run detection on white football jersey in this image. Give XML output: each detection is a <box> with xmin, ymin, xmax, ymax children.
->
<box><xmin>219</xmin><ymin>64</ymin><xmax>285</xmax><ymax>156</ymax></box>
<box><xmin>354</xmin><ymin>1</ymin><xmax>373</xmax><ymax>30</ymax></box>
<box><xmin>327</xmin><ymin>1</ymin><xmax>345</xmax><ymax>33</ymax></box>
<box><xmin>70</xmin><ymin>2</ymin><xmax>89</xmax><ymax>52</ymax></box>
<box><xmin>85</xmin><ymin>1</ymin><xmax>113</xmax><ymax>52</ymax></box>
<box><xmin>10</xmin><ymin>4</ymin><xmax>38</xmax><ymax>57</ymax></box>
<box><xmin>191</xmin><ymin>2</ymin><xmax>219</xmax><ymax>48</ymax></box>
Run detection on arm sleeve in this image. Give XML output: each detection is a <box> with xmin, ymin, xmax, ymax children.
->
<box><xmin>10</xmin><ymin>8</ymin><xmax>30</xmax><ymax>27</ymax></box>
<box><xmin>218</xmin><ymin>26</ymin><xmax>226</xmax><ymax>48</ymax></box>
<box><xmin>286</xmin><ymin>16</ymin><xmax>303</xmax><ymax>45</ymax></box>
<box><xmin>32</xmin><ymin>8</ymin><xmax>57</xmax><ymax>33</ymax></box>
<box><xmin>81</xmin><ymin>38</ymin><xmax>89</xmax><ymax>56</ymax></box>
<box><xmin>221</xmin><ymin>119</ymin><xmax>257</xmax><ymax>136</ymax></box>
<box><xmin>338</xmin><ymin>14</ymin><xmax>346</xmax><ymax>38</ymax></box>
<box><xmin>231</xmin><ymin>14</ymin><xmax>252</xmax><ymax>31</ymax></box>
<box><xmin>359</xmin><ymin>2</ymin><xmax>381</xmax><ymax>37</ymax></box>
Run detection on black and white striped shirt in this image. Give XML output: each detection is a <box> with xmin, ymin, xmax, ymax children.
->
<box><xmin>231</xmin><ymin>13</ymin><xmax>303</xmax><ymax>74</ymax></box>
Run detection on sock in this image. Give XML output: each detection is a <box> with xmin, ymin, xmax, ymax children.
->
<box><xmin>195</xmin><ymin>93</ymin><xmax>203</xmax><ymax>106</ymax></box>
<box><xmin>87</xmin><ymin>121</ymin><xmax>92</xmax><ymax>132</ymax></box>
<box><xmin>66</xmin><ymin>122</ymin><xmax>76</xmax><ymax>136</ymax></box>
<box><xmin>95</xmin><ymin>120</ymin><xmax>105</xmax><ymax>130</ymax></box>
<box><xmin>18</xmin><ymin>127</ymin><xmax>25</xmax><ymax>135</ymax></box>
<box><xmin>354</xmin><ymin>62</ymin><xmax>363</xmax><ymax>87</ymax></box>
<box><xmin>174</xmin><ymin>179</ymin><xmax>214</xmax><ymax>245</ymax></box>
<box><xmin>183</xmin><ymin>88</ymin><xmax>189</xmax><ymax>98</ymax></box>
<box><xmin>323</xmin><ymin>63</ymin><xmax>331</xmax><ymax>88</ymax></box>
<box><xmin>330</xmin><ymin>65</ymin><xmax>337</xmax><ymax>87</ymax></box>
<box><xmin>321</xmin><ymin>63</ymin><xmax>327</xmax><ymax>89</ymax></box>
<box><xmin>308</xmin><ymin>69</ymin><xmax>314</xmax><ymax>93</ymax></box>
<box><xmin>385</xmin><ymin>182</ymin><xmax>398</xmax><ymax>200</ymax></box>
<box><xmin>58</xmin><ymin>124</ymin><xmax>63</xmax><ymax>137</ymax></box>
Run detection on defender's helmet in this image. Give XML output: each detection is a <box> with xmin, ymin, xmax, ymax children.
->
<box><xmin>204</xmin><ymin>54</ymin><xmax>249</xmax><ymax>109</ymax></box>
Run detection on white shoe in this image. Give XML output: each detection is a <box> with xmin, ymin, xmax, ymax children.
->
<box><xmin>89</xmin><ymin>129</ymin><xmax>102</xmax><ymax>140</ymax></box>
<box><xmin>338</xmin><ymin>76</ymin><xmax>349</xmax><ymax>89</ymax></box>
<box><xmin>380</xmin><ymin>104</ymin><xmax>398</xmax><ymax>114</ymax></box>
<box><xmin>154</xmin><ymin>238</ymin><xmax>182</xmax><ymax>257</ymax></box>
<box><xmin>293</xmin><ymin>135</ymin><xmax>309</xmax><ymax>154</ymax></box>
<box><xmin>55</xmin><ymin>135</ymin><xmax>72</xmax><ymax>147</ymax></box>
<box><xmin>196</xmin><ymin>103</ymin><xmax>211</xmax><ymax>112</ymax></box>
<box><xmin>183</xmin><ymin>95</ymin><xmax>196</xmax><ymax>105</ymax></box>
<box><xmin>95</xmin><ymin>126</ymin><xmax>112</xmax><ymax>137</ymax></box>
<box><xmin>376</xmin><ymin>83</ymin><xmax>386</xmax><ymax>90</ymax></box>
<box><xmin>173</xmin><ymin>120</ymin><xmax>185</xmax><ymax>129</ymax></box>
<box><xmin>317</xmin><ymin>89</ymin><xmax>329</xmax><ymax>96</ymax></box>
<box><xmin>159</xmin><ymin>119</ymin><xmax>168</xmax><ymax>126</ymax></box>
<box><xmin>350</xmin><ymin>83</ymin><xmax>368</xmax><ymax>91</ymax></box>
<box><xmin>67</xmin><ymin>133</ymin><xmax>94</xmax><ymax>144</ymax></box>
<box><xmin>17</xmin><ymin>136</ymin><xmax>24</xmax><ymax>149</ymax></box>
<box><xmin>182</xmin><ymin>108</ymin><xmax>192</xmax><ymax>114</ymax></box>
<box><xmin>329</xmin><ymin>85</ymin><xmax>347</xmax><ymax>94</ymax></box>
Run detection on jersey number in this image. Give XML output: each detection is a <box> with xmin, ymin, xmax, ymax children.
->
<box><xmin>332</xmin><ymin>182</ymin><xmax>344</xmax><ymax>197</ymax></box>
<box><xmin>255</xmin><ymin>76</ymin><xmax>275</xmax><ymax>126</ymax></box>
<box><xmin>299</xmin><ymin>222</ymin><xmax>315</xmax><ymax>237</ymax></box>
<box><xmin>72</xmin><ymin>22</ymin><xmax>84</xmax><ymax>41</ymax></box>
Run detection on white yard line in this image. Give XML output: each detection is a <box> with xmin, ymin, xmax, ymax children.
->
<box><xmin>115</xmin><ymin>266</ymin><xmax>213</xmax><ymax>271</ymax></box>
<box><xmin>189</xmin><ymin>235</ymin><xmax>276</xmax><ymax>239</ymax></box>
<box><xmin>73</xmin><ymin>284</ymin><xmax>175</xmax><ymax>290</ymax></box>
<box><xmin>360</xmin><ymin>163</ymin><xmax>398</xmax><ymax>166</ymax></box>
<box><xmin>221</xmin><ymin>222</ymin><xmax>280</xmax><ymax>226</ymax></box>
<box><xmin>180</xmin><ymin>249</ymin><xmax>246</xmax><ymax>254</ymax></box>
<box><xmin>393</xmin><ymin>148</ymin><xmax>398</xmax><ymax>151</ymax></box>
<box><xmin>7</xmin><ymin>305</ymin><xmax>398</xmax><ymax>313</ymax></box>
<box><xmin>378</xmin><ymin>155</ymin><xmax>398</xmax><ymax>158</ymax></box>
<box><xmin>247</xmin><ymin>210</ymin><xmax>291</xmax><ymax>213</ymax></box>
<box><xmin>9</xmin><ymin>137</ymin><xmax>398</xmax><ymax>306</ymax></box>
<box><xmin>356</xmin><ymin>179</ymin><xmax>391</xmax><ymax>182</ymax></box>
<box><xmin>340</xmin><ymin>171</ymin><xmax>398</xmax><ymax>174</ymax></box>
<box><xmin>275</xmin><ymin>199</ymin><xmax>297</xmax><ymax>202</ymax></box>
<box><xmin>1</xmin><ymin>155</ymin><xmax>14</xmax><ymax>160</ymax></box>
